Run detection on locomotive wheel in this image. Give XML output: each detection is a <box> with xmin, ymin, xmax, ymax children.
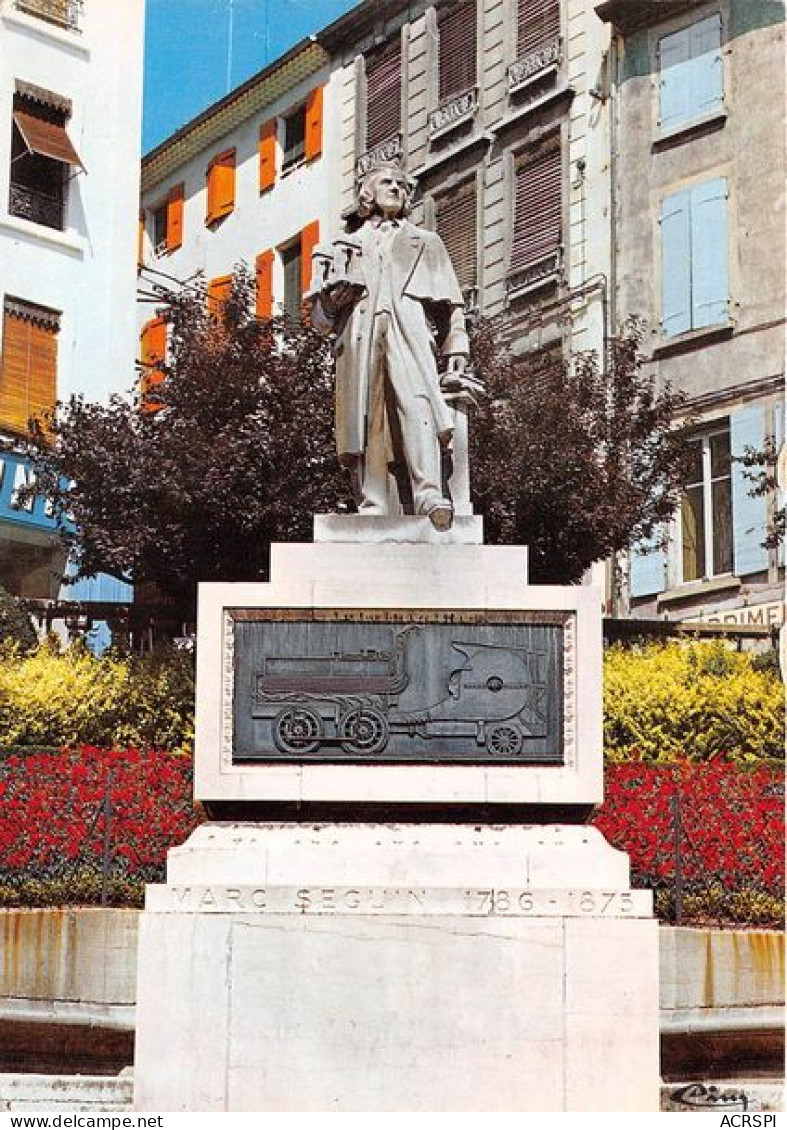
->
<box><xmin>486</xmin><ymin>723</ymin><xmax>524</xmax><ymax>756</ymax></box>
<box><xmin>339</xmin><ymin>708</ymin><xmax>389</xmax><ymax>755</ymax></box>
<box><xmin>273</xmin><ymin>707</ymin><xmax>322</xmax><ymax>754</ymax></box>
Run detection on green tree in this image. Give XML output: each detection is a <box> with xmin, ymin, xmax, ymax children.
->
<box><xmin>469</xmin><ymin>318</ymin><xmax>690</xmax><ymax>583</ymax></box>
<box><xmin>26</xmin><ymin>273</ymin><xmax>690</xmax><ymax>617</ymax></box>
<box><xmin>26</xmin><ymin>270</ymin><xmax>351</xmax><ymax>623</ymax></box>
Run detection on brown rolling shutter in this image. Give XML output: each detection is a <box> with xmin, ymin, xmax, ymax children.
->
<box><xmin>438</xmin><ymin>1</ymin><xmax>477</xmax><ymax>103</ymax></box>
<box><xmin>0</xmin><ymin>303</ymin><xmax>59</xmax><ymax>436</ymax></box>
<box><xmin>511</xmin><ymin>141</ymin><xmax>562</xmax><ymax>272</ymax></box>
<box><xmin>436</xmin><ymin>180</ymin><xmax>477</xmax><ymax>292</ymax></box>
<box><xmin>517</xmin><ymin>0</ymin><xmax>560</xmax><ymax>58</ymax></box>
<box><xmin>13</xmin><ymin>109</ymin><xmax>85</xmax><ymax>171</ymax></box>
<box><xmin>365</xmin><ymin>39</ymin><xmax>402</xmax><ymax>149</ymax></box>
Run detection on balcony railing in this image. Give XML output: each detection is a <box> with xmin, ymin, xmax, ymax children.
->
<box><xmin>506</xmin><ymin>247</ymin><xmax>563</xmax><ymax>300</ymax></box>
<box><xmin>429</xmin><ymin>87</ymin><xmax>478</xmax><ymax>139</ymax></box>
<box><xmin>14</xmin><ymin>0</ymin><xmax>83</xmax><ymax>32</ymax></box>
<box><xmin>507</xmin><ymin>36</ymin><xmax>562</xmax><ymax>95</ymax></box>
<box><xmin>9</xmin><ymin>182</ymin><xmax>65</xmax><ymax>231</ymax></box>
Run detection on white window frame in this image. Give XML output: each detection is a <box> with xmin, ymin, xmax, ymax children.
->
<box><xmin>677</xmin><ymin>423</ymin><xmax>733</xmax><ymax>583</ymax></box>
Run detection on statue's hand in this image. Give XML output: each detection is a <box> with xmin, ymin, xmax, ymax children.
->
<box><xmin>440</xmin><ymin>359</ymin><xmax>485</xmax><ymax>402</ymax></box>
<box><xmin>324</xmin><ymin>282</ymin><xmax>359</xmax><ymax>313</ymax></box>
<box><xmin>445</xmin><ymin>354</ymin><xmax>468</xmax><ymax>376</ymax></box>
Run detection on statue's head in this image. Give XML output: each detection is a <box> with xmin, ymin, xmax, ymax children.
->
<box><xmin>356</xmin><ymin>163</ymin><xmax>416</xmax><ymax>220</ymax></box>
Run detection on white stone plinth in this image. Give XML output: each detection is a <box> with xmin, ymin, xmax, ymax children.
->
<box><xmin>313</xmin><ymin>513</ymin><xmax>484</xmax><ymax>544</ymax></box>
<box><xmin>134</xmin><ymin>823</ymin><xmax>659</xmax><ymax>1112</ymax></box>
<box><xmin>194</xmin><ymin>542</ymin><xmax>602</xmax><ymax>808</ymax></box>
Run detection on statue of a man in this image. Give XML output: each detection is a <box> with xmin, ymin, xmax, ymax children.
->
<box><xmin>310</xmin><ymin>163</ymin><xmax>470</xmax><ymax>531</ymax></box>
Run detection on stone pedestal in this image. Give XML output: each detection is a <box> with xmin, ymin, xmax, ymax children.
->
<box><xmin>134</xmin><ymin>823</ymin><xmax>659</xmax><ymax>1112</ymax></box>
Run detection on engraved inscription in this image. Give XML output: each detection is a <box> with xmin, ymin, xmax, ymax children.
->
<box><xmin>231</xmin><ymin>616</ymin><xmax>565</xmax><ymax>764</ymax></box>
<box><xmin>152</xmin><ymin>884</ymin><xmax>651</xmax><ymax>918</ymax></box>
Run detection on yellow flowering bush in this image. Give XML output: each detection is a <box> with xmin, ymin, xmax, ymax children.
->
<box><xmin>0</xmin><ymin>642</ymin><xmax>194</xmax><ymax>752</ymax></box>
<box><xmin>604</xmin><ymin>640</ymin><xmax>784</xmax><ymax>763</ymax></box>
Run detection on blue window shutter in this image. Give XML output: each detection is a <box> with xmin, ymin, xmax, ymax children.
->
<box><xmin>690</xmin><ymin>178</ymin><xmax>728</xmax><ymax>329</ymax></box>
<box><xmin>773</xmin><ymin>400</ymin><xmax>785</xmax><ymax>567</ymax></box>
<box><xmin>661</xmin><ymin>190</ymin><xmax>692</xmax><ymax>337</ymax></box>
<box><xmin>731</xmin><ymin>404</ymin><xmax>769</xmax><ymax>576</ymax></box>
<box><xmin>689</xmin><ymin>14</ymin><xmax>723</xmax><ymax>118</ymax></box>
<box><xmin>630</xmin><ymin>532</ymin><xmax>668</xmax><ymax>599</ymax></box>
<box><xmin>659</xmin><ymin>27</ymin><xmax>690</xmax><ymax>129</ymax></box>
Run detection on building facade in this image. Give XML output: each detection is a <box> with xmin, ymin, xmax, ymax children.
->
<box><xmin>139</xmin><ymin>0</ymin><xmax>612</xmax><ymax>387</ymax></box>
<box><xmin>138</xmin><ymin>39</ymin><xmax>336</xmax><ymax>350</ymax></box>
<box><xmin>596</xmin><ymin>0</ymin><xmax>785</xmax><ymax>627</ymax></box>
<box><xmin>321</xmin><ymin>0</ymin><xmax>611</xmax><ymax>364</ymax></box>
<box><xmin>0</xmin><ymin>0</ymin><xmax>144</xmax><ymax>608</ymax></box>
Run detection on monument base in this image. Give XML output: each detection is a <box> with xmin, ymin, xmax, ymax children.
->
<box><xmin>134</xmin><ymin>823</ymin><xmax>659</xmax><ymax>1112</ymax></box>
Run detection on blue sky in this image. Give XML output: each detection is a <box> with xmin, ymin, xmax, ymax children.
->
<box><xmin>143</xmin><ymin>0</ymin><xmax>358</xmax><ymax>153</ymax></box>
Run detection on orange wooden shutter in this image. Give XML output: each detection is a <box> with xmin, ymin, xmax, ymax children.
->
<box><xmin>208</xmin><ymin>275</ymin><xmax>233</xmax><ymax>320</ymax></box>
<box><xmin>304</xmin><ymin>87</ymin><xmax>323</xmax><ymax>162</ymax></box>
<box><xmin>300</xmin><ymin>220</ymin><xmax>320</xmax><ymax>294</ymax></box>
<box><xmin>166</xmin><ymin>183</ymin><xmax>184</xmax><ymax>251</ymax></box>
<box><xmin>0</xmin><ymin>307</ymin><xmax>58</xmax><ymax>436</ymax></box>
<box><xmin>140</xmin><ymin>315</ymin><xmax>167</xmax><ymax>407</ymax></box>
<box><xmin>258</xmin><ymin>120</ymin><xmax>277</xmax><ymax>192</ymax></box>
<box><xmin>255</xmin><ymin>250</ymin><xmax>274</xmax><ymax>318</ymax></box>
<box><xmin>206</xmin><ymin>149</ymin><xmax>236</xmax><ymax>224</ymax></box>
<box><xmin>137</xmin><ymin>209</ymin><xmax>145</xmax><ymax>269</ymax></box>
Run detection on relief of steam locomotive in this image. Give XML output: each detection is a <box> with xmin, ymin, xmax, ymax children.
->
<box><xmin>251</xmin><ymin>625</ymin><xmax>549</xmax><ymax>757</ymax></box>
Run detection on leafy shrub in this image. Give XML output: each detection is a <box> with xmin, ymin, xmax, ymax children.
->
<box><xmin>0</xmin><ymin>586</ymin><xmax>37</xmax><ymax>652</ymax></box>
<box><xmin>604</xmin><ymin>641</ymin><xmax>784</xmax><ymax>763</ymax></box>
<box><xmin>0</xmin><ymin>644</ymin><xmax>194</xmax><ymax>752</ymax></box>
<box><xmin>0</xmin><ymin>746</ymin><xmax>198</xmax><ymax>905</ymax></box>
<box><xmin>594</xmin><ymin>760</ymin><xmax>784</xmax><ymax>927</ymax></box>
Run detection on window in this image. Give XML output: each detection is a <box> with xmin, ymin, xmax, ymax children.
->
<box><xmin>365</xmin><ymin>39</ymin><xmax>402</xmax><ymax>151</ymax></box>
<box><xmin>281</xmin><ymin>242</ymin><xmax>302</xmax><ymax>323</ymax></box>
<box><xmin>680</xmin><ymin>426</ymin><xmax>732</xmax><ymax>581</ymax></box>
<box><xmin>205</xmin><ymin>149</ymin><xmax>235</xmax><ymax>225</ymax></box>
<box><xmin>8</xmin><ymin>87</ymin><xmax>84</xmax><ymax>232</ymax></box>
<box><xmin>660</xmin><ymin>177</ymin><xmax>728</xmax><ymax>338</ymax></box>
<box><xmin>14</xmin><ymin>0</ymin><xmax>83</xmax><ymax>33</ymax></box>
<box><xmin>517</xmin><ymin>0</ymin><xmax>560</xmax><ymax>60</ymax></box>
<box><xmin>659</xmin><ymin>14</ymin><xmax>722</xmax><ymax>133</ymax></box>
<box><xmin>149</xmin><ymin>183</ymin><xmax>183</xmax><ymax>256</ymax></box>
<box><xmin>509</xmin><ymin>137</ymin><xmax>562</xmax><ymax>291</ymax></box>
<box><xmin>0</xmin><ymin>299</ymin><xmax>59</xmax><ymax>436</ymax></box>
<box><xmin>151</xmin><ymin>203</ymin><xmax>167</xmax><ymax>254</ymax></box>
<box><xmin>435</xmin><ymin>180</ymin><xmax>477</xmax><ymax>296</ymax></box>
<box><xmin>282</xmin><ymin>107</ymin><xmax>306</xmax><ymax>171</ymax></box>
<box><xmin>280</xmin><ymin>221</ymin><xmax>320</xmax><ymax>322</ymax></box>
<box><xmin>437</xmin><ymin>1</ymin><xmax>477</xmax><ymax>104</ymax></box>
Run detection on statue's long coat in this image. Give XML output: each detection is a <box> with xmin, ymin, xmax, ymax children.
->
<box><xmin>312</xmin><ymin>219</ymin><xmax>469</xmax><ymax>461</ymax></box>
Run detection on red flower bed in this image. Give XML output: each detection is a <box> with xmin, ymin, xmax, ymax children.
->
<box><xmin>0</xmin><ymin>746</ymin><xmax>198</xmax><ymax>882</ymax></box>
<box><xmin>593</xmin><ymin>760</ymin><xmax>784</xmax><ymax>895</ymax></box>
<box><xmin>0</xmin><ymin>750</ymin><xmax>782</xmax><ymax>911</ymax></box>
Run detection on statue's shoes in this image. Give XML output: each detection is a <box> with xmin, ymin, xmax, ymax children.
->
<box><xmin>427</xmin><ymin>502</ymin><xmax>454</xmax><ymax>532</ymax></box>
